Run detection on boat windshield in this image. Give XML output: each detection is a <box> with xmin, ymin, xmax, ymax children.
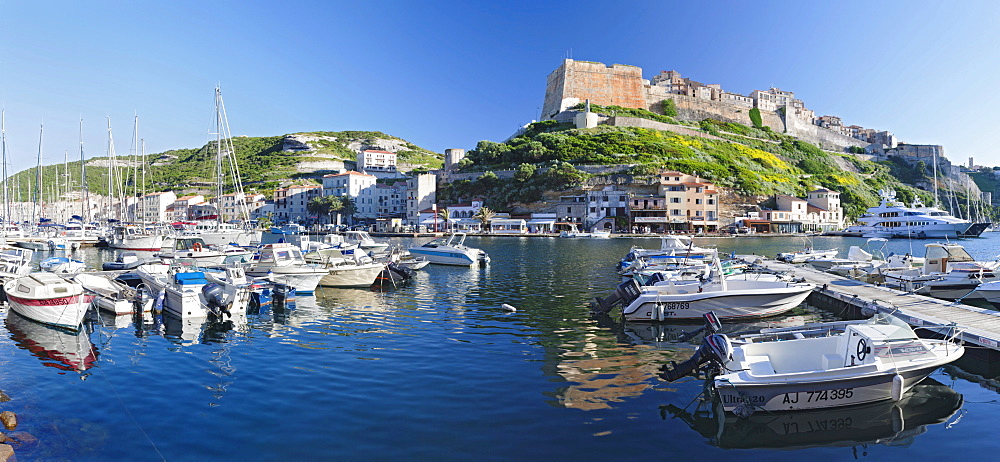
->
<box><xmin>867</xmin><ymin>313</ymin><xmax>919</xmax><ymax>341</ymax></box>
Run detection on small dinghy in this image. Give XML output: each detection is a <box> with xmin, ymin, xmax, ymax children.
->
<box><xmin>660</xmin><ymin>312</ymin><xmax>965</xmax><ymax>414</ymax></box>
<box><xmin>102</xmin><ymin>251</ymin><xmax>148</xmax><ymax>271</ymax></box>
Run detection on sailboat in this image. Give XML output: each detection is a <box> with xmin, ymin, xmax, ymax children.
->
<box><xmin>107</xmin><ymin>116</ymin><xmax>168</xmax><ymax>251</ymax></box>
<box><xmin>185</xmin><ymin>87</ymin><xmax>258</xmax><ymax>247</ymax></box>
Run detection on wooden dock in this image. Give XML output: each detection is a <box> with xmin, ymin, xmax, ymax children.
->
<box><xmin>756</xmin><ymin>257</ymin><xmax>1000</xmax><ymax>351</ymax></box>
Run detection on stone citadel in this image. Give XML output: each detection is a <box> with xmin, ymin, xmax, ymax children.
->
<box><xmin>540</xmin><ymin>59</ymin><xmax>981</xmax><ymax>198</ymax></box>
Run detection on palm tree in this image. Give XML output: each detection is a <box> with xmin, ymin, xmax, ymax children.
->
<box><xmin>474</xmin><ymin>206</ymin><xmax>495</xmax><ymax>234</ymax></box>
<box><xmin>438</xmin><ymin>208</ymin><xmax>451</xmax><ymax>233</ymax></box>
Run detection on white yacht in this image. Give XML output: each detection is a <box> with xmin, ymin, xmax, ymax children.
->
<box><xmin>343</xmin><ymin>230</ymin><xmax>389</xmax><ymax>251</ymax></box>
<box><xmin>408</xmin><ymin>233</ymin><xmax>489</xmax><ymax>266</ymax></box>
<box><xmin>882</xmin><ymin>242</ymin><xmax>998</xmax><ymax>300</ymax></box>
<box><xmin>246</xmin><ymin>243</ymin><xmax>327</xmax><ymax>294</ymax></box>
<box><xmin>843</xmin><ymin>189</ymin><xmax>972</xmax><ymax>239</ymax></box>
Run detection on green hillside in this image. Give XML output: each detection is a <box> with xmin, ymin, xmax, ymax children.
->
<box><xmin>5</xmin><ymin>131</ymin><xmax>443</xmax><ymax>202</ymax></box>
<box><xmin>447</xmin><ymin>110</ymin><xmax>944</xmax><ymax>219</ymax></box>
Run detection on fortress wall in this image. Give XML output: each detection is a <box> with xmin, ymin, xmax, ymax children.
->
<box><xmin>542</xmin><ymin>59</ymin><xmax>646</xmax><ymax>119</ymax></box>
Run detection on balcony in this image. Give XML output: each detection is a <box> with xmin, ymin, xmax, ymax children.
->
<box><xmin>630</xmin><ymin>204</ymin><xmax>668</xmax><ymax>211</ymax></box>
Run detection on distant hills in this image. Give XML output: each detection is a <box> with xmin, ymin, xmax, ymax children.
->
<box><xmin>5</xmin><ymin>130</ymin><xmax>444</xmax><ymax>202</ymax></box>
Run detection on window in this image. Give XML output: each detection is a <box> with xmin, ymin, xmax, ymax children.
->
<box><xmin>708</xmin><ymin>198</ymin><xmax>715</xmax><ymax>205</ymax></box>
<box><xmin>670</xmin><ymin>198</ymin><xmax>681</xmax><ymax>203</ymax></box>
<box><xmin>671</xmin><ymin>209</ymin><xmax>682</xmax><ymax>215</ymax></box>
<box><xmin>695</xmin><ymin>199</ymin><xmax>702</xmax><ymax>205</ymax></box>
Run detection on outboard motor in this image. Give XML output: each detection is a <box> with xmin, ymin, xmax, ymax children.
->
<box><xmin>202</xmin><ymin>283</ymin><xmax>232</xmax><ymax>318</ymax></box>
<box><xmin>593</xmin><ymin>279</ymin><xmax>642</xmax><ymax>313</ymax></box>
<box><xmin>659</xmin><ymin>333</ymin><xmax>732</xmax><ymax>382</ymax></box>
<box><xmin>659</xmin><ymin>312</ymin><xmax>730</xmax><ymax>382</ymax></box>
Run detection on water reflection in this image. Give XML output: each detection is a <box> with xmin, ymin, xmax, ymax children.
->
<box><xmin>5</xmin><ymin>311</ymin><xmax>98</xmax><ymax>374</ymax></box>
<box><xmin>664</xmin><ymin>378</ymin><xmax>962</xmax><ymax>451</ymax></box>
<box><xmin>618</xmin><ymin>313</ymin><xmax>824</xmax><ymax>347</ymax></box>
<box><xmin>161</xmin><ymin>312</ymin><xmax>248</xmax><ymax>345</ymax></box>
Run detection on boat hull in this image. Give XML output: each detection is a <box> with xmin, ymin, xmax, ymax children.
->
<box><xmin>109</xmin><ymin>234</ymin><xmax>166</xmax><ymax>251</ymax></box>
<box><xmin>319</xmin><ymin>264</ymin><xmax>384</xmax><ymax>287</ymax></box>
<box><xmin>407</xmin><ymin>247</ymin><xmax>478</xmax><ymax>266</ymax></box>
<box><xmin>247</xmin><ymin>268</ymin><xmax>325</xmax><ymax>294</ymax></box>
<box><xmin>621</xmin><ymin>284</ymin><xmax>813</xmax><ymax>321</ymax></box>
<box><xmin>6</xmin><ymin>292</ymin><xmax>92</xmax><ymax>331</ymax></box>
<box><xmin>715</xmin><ymin>364</ymin><xmax>942</xmax><ymax>412</ymax></box>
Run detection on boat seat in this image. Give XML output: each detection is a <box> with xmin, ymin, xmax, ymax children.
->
<box><xmin>743</xmin><ymin>355</ymin><xmax>775</xmax><ymax>376</ymax></box>
<box><xmin>822</xmin><ymin>353</ymin><xmax>844</xmax><ymax>369</ymax></box>
<box><xmin>174</xmin><ymin>272</ymin><xmax>208</xmax><ymax>285</ymax></box>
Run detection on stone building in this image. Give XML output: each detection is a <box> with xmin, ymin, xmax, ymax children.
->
<box><xmin>323</xmin><ymin>171</ymin><xmax>378</xmax><ymax>223</ymax></box>
<box><xmin>541</xmin><ymin>59</ymin><xmax>646</xmax><ymax>119</ymax></box>
<box><xmin>628</xmin><ymin>172</ymin><xmax>720</xmax><ymax>233</ymax></box>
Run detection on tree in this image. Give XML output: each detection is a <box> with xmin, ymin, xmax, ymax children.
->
<box><xmin>438</xmin><ymin>208</ymin><xmax>451</xmax><ymax>232</ymax></box>
<box><xmin>915</xmin><ymin>160</ymin><xmax>927</xmax><ymax>176</ymax></box>
<box><xmin>544</xmin><ymin>161</ymin><xmax>587</xmax><ymax>189</ymax></box>
<box><xmin>474</xmin><ymin>206</ymin><xmax>495</xmax><ymax>233</ymax></box>
<box><xmin>748</xmin><ymin>107</ymin><xmax>763</xmax><ymax>129</ymax></box>
<box><xmin>660</xmin><ymin>98</ymin><xmax>677</xmax><ymax>117</ymax></box>
<box><xmin>307</xmin><ymin>196</ymin><xmax>343</xmax><ymax>224</ymax></box>
<box><xmin>514</xmin><ymin>163</ymin><xmax>536</xmax><ymax>182</ymax></box>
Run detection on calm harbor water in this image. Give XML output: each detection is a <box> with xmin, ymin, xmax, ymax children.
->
<box><xmin>2</xmin><ymin>235</ymin><xmax>1000</xmax><ymax>460</ymax></box>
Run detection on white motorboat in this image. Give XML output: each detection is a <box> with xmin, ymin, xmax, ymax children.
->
<box><xmin>660</xmin><ymin>312</ymin><xmax>965</xmax><ymax>413</ymax></box>
<box><xmin>807</xmin><ymin>238</ymin><xmax>886</xmax><ymax>271</ymax></box>
<box><xmin>664</xmin><ymin>377</ymin><xmax>963</xmax><ymax>450</ymax></box>
<box><xmin>882</xmin><ymin>243</ymin><xmax>999</xmax><ymax>300</ymax></box>
<box><xmin>595</xmin><ymin>260</ymin><xmax>814</xmax><ymax>322</ymax></box>
<box><xmin>135</xmin><ymin>263</ymin><xmax>251</xmax><ymax>319</ymax></box>
<box><xmin>776</xmin><ymin>246</ymin><xmax>837</xmax><ymax>264</ymax></box>
<box><xmin>0</xmin><ymin>245</ymin><xmax>34</xmax><ymax>280</ymax></box>
<box><xmin>3</xmin><ymin>272</ymin><xmax>93</xmax><ymax>331</ymax></box>
<box><xmin>407</xmin><ymin>233</ymin><xmax>489</xmax><ymax>266</ymax></box>
<box><xmin>74</xmin><ymin>273</ymin><xmax>151</xmax><ymax>315</ymax></box>
<box><xmin>619</xmin><ymin>235</ymin><xmax>715</xmax><ymax>272</ymax></box>
<box><xmin>245</xmin><ymin>243</ymin><xmax>326</xmax><ymax>294</ymax></box>
<box><xmin>108</xmin><ymin>224</ymin><xmax>168</xmax><ymax>251</ymax></box>
<box><xmin>843</xmin><ymin>189</ymin><xmax>973</xmax><ymax>239</ymax></box>
<box><xmin>180</xmin><ymin>221</ymin><xmax>257</xmax><ymax>247</ymax></box>
<box><xmin>560</xmin><ymin>224</ymin><xmax>611</xmax><ymax>238</ymax></box>
<box><xmin>39</xmin><ymin>256</ymin><xmax>86</xmax><ymax>274</ymax></box>
<box><xmin>156</xmin><ymin>236</ymin><xmax>249</xmax><ymax>265</ymax></box>
<box><xmin>320</xmin><ymin>257</ymin><xmax>386</xmax><ymax>287</ymax></box>
<box><xmin>343</xmin><ymin>230</ymin><xmax>389</xmax><ymax>251</ymax></box>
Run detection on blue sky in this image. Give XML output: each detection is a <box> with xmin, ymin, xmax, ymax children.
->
<box><xmin>1</xmin><ymin>1</ymin><xmax>998</xmax><ymax>175</ymax></box>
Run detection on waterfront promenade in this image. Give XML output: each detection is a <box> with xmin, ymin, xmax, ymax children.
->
<box><xmin>764</xmin><ymin>258</ymin><xmax>1000</xmax><ymax>352</ymax></box>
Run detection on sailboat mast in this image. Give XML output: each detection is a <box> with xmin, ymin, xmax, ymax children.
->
<box><xmin>1</xmin><ymin>110</ymin><xmax>9</xmax><ymax>224</ymax></box>
<box><xmin>34</xmin><ymin>124</ymin><xmax>43</xmax><ymax>225</ymax></box>
<box><xmin>140</xmin><ymin>138</ymin><xmax>146</xmax><ymax>222</ymax></box>
<box><xmin>216</xmin><ymin>86</ymin><xmax>224</xmax><ymax>226</ymax></box>
<box><xmin>80</xmin><ymin>118</ymin><xmax>89</xmax><ymax>222</ymax></box>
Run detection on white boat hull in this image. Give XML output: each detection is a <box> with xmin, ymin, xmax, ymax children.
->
<box><xmin>714</xmin><ymin>365</ymin><xmax>945</xmax><ymax>412</ymax></box>
<box><xmin>621</xmin><ymin>283</ymin><xmax>814</xmax><ymax>322</ymax></box>
<box><xmin>6</xmin><ymin>291</ymin><xmax>92</xmax><ymax>331</ymax></box>
<box><xmin>110</xmin><ymin>234</ymin><xmax>166</xmax><ymax>251</ymax></box>
<box><xmin>247</xmin><ymin>269</ymin><xmax>325</xmax><ymax>294</ymax></box>
<box><xmin>407</xmin><ymin>247</ymin><xmax>478</xmax><ymax>266</ymax></box>
<box><xmin>319</xmin><ymin>263</ymin><xmax>384</xmax><ymax>287</ymax></box>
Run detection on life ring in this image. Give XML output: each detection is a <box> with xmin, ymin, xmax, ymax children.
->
<box><xmin>192</xmin><ymin>242</ymin><xmax>204</xmax><ymax>252</ymax></box>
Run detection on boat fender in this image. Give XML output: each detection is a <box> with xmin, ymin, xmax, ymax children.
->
<box><xmin>891</xmin><ymin>374</ymin><xmax>904</xmax><ymax>401</ymax></box>
<box><xmin>192</xmin><ymin>242</ymin><xmax>204</xmax><ymax>252</ymax></box>
<box><xmin>502</xmin><ymin>303</ymin><xmax>517</xmax><ymax>312</ymax></box>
